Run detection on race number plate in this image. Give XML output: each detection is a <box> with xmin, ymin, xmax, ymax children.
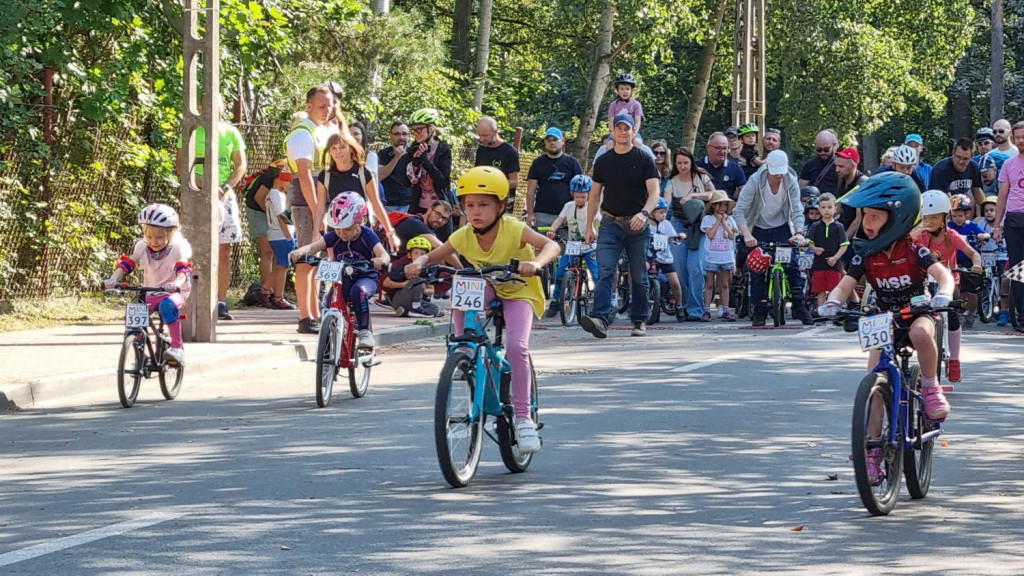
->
<box><xmin>316</xmin><ymin>261</ymin><xmax>344</xmax><ymax>283</ymax></box>
<box><xmin>798</xmin><ymin>252</ymin><xmax>814</xmax><ymax>270</ymax></box>
<box><xmin>125</xmin><ymin>303</ymin><xmax>150</xmax><ymax>328</ymax></box>
<box><xmin>982</xmin><ymin>252</ymin><xmax>997</xmax><ymax>268</ymax></box>
<box><xmin>565</xmin><ymin>241</ymin><xmax>583</xmax><ymax>256</ymax></box>
<box><xmin>858</xmin><ymin>312</ymin><xmax>893</xmax><ymax>352</ymax></box>
<box><xmin>452</xmin><ymin>277</ymin><xmax>486</xmax><ymax>311</ymax></box>
<box><xmin>652</xmin><ymin>234</ymin><xmax>669</xmax><ymax>251</ymax></box>
<box><xmin>775</xmin><ymin>246</ymin><xmax>792</xmax><ymax>264</ymax></box>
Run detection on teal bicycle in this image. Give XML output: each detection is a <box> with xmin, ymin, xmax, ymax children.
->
<box><xmin>424</xmin><ymin>260</ymin><xmax>541</xmax><ymax>488</ymax></box>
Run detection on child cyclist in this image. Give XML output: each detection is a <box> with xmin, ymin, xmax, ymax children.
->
<box><xmin>700</xmin><ymin>190</ymin><xmax>737</xmax><ymax>321</ymax></box>
<box><xmin>405</xmin><ymin>166</ymin><xmax>560</xmax><ymax>454</ymax></box>
<box><xmin>650</xmin><ymin>197</ymin><xmax>686</xmax><ymax>319</ymax></box>
<box><xmin>544</xmin><ymin>174</ymin><xmax>601</xmax><ymax>318</ymax></box>
<box><xmin>289</xmin><ymin>193</ymin><xmax>390</xmax><ymax>348</ymax></box>
<box><xmin>103</xmin><ymin>204</ymin><xmax>192</xmax><ymax>366</ymax></box>
<box><xmin>977</xmin><ymin>196</ymin><xmax>1011</xmax><ymax>325</ymax></box>
<box><xmin>948</xmin><ymin>194</ymin><xmax>990</xmax><ymax>328</ymax></box>
<box><xmin>912</xmin><ymin>190</ymin><xmax>983</xmax><ymax>385</ymax></box>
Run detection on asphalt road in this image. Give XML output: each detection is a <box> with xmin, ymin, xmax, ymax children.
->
<box><xmin>2</xmin><ymin>322</ymin><xmax>1024</xmax><ymax>575</ymax></box>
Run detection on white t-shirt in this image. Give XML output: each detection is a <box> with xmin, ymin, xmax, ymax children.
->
<box><xmin>757</xmin><ymin>180</ymin><xmax>788</xmax><ymax>229</ymax></box>
<box><xmin>650</xmin><ymin>219</ymin><xmax>675</xmax><ymax>264</ymax></box>
<box><xmin>701</xmin><ymin>214</ymin><xmax>738</xmax><ymax>264</ymax></box>
<box><xmin>265</xmin><ymin>188</ymin><xmax>293</xmax><ymax>242</ymax></box>
<box><xmin>558</xmin><ymin>200</ymin><xmax>601</xmax><ymax>244</ymax></box>
<box><xmin>129</xmin><ymin>237</ymin><xmax>193</xmax><ymax>299</ymax></box>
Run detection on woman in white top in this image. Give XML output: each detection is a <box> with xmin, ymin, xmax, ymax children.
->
<box><xmin>664</xmin><ymin>147</ymin><xmax>715</xmax><ymax>321</ymax></box>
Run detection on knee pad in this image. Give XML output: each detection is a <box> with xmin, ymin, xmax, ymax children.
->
<box><xmin>159</xmin><ymin>298</ymin><xmax>180</xmax><ymax>324</ymax></box>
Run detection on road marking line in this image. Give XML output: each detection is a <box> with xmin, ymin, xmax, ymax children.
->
<box><xmin>797</xmin><ymin>327</ymin><xmax>828</xmax><ymax>337</ymax></box>
<box><xmin>670</xmin><ymin>359</ymin><xmax>726</xmax><ymax>373</ymax></box>
<box><xmin>0</xmin><ymin>512</ymin><xmax>187</xmax><ymax>567</ymax></box>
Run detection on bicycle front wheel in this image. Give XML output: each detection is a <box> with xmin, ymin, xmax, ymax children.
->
<box><xmin>559</xmin><ymin>269</ymin><xmax>579</xmax><ymax>327</ymax></box>
<box><xmin>349</xmin><ymin>323</ymin><xmax>372</xmax><ymax>398</ymax></box>
<box><xmin>902</xmin><ymin>365</ymin><xmax>935</xmax><ymax>499</ymax></box>
<box><xmin>117</xmin><ymin>334</ymin><xmax>144</xmax><ymax>408</ymax></box>
<box><xmin>770</xmin><ymin>269</ymin><xmax>785</xmax><ymax>327</ymax></box>
<box><xmin>646</xmin><ymin>277</ymin><xmax>661</xmax><ymax>324</ymax></box>
<box><xmin>851</xmin><ymin>372</ymin><xmax>903</xmax><ymax>516</ymax></box>
<box><xmin>158</xmin><ymin>341</ymin><xmax>184</xmax><ymax>401</ymax></box>
<box><xmin>315</xmin><ymin>315</ymin><xmax>341</xmax><ymax>408</ymax></box>
<box><xmin>497</xmin><ymin>355</ymin><xmax>539</xmax><ymax>473</ymax></box>
<box><xmin>435</xmin><ymin>351</ymin><xmax>483</xmax><ymax>487</ymax></box>
<box><xmin>978</xmin><ymin>277</ymin><xmax>994</xmax><ymax>323</ymax></box>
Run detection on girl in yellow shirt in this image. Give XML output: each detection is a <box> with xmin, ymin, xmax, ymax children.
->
<box><xmin>406</xmin><ymin>166</ymin><xmax>560</xmax><ymax>453</ymax></box>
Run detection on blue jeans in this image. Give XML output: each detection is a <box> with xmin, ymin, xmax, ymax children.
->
<box><xmin>553</xmin><ymin>252</ymin><xmax>599</xmax><ymax>300</ymax></box>
<box><xmin>748</xmin><ymin>224</ymin><xmax>807</xmax><ymax>317</ymax></box>
<box><xmin>386</xmin><ymin>204</ymin><xmax>410</xmax><ymax>213</ymax></box>
<box><xmin>671</xmin><ymin>218</ymin><xmax>706</xmax><ymax>317</ymax></box>
<box><xmin>592</xmin><ymin>220</ymin><xmax>651</xmax><ymax>323</ymax></box>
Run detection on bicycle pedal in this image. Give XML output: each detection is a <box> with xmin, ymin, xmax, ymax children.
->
<box><xmin>535</xmin><ymin>422</ymin><xmax>545</xmax><ymax>431</ymax></box>
<box><xmin>364</xmin><ymin>359</ymin><xmax>382</xmax><ymax>368</ymax></box>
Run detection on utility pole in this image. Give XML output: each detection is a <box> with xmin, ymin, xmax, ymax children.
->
<box><xmin>180</xmin><ymin>0</ymin><xmax>221</xmax><ymax>343</ymax></box>
<box><xmin>732</xmin><ymin>0</ymin><xmax>765</xmax><ymax>134</ymax></box>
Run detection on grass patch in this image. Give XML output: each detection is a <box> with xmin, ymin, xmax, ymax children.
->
<box><xmin>0</xmin><ymin>296</ymin><xmax>125</xmax><ymax>332</ymax></box>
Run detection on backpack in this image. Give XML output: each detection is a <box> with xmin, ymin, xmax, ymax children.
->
<box><xmin>239</xmin><ymin>158</ymin><xmax>287</xmax><ymax>196</ymax></box>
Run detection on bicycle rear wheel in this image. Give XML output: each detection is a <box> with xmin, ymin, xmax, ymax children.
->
<box><xmin>315</xmin><ymin>315</ymin><xmax>341</xmax><ymax>408</ymax></box>
<box><xmin>497</xmin><ymin>355</ymin><xmax>539</xmax><ymax>473</ymax></box>
<box><xmin>851</xmin><ymin>372</ymin><xmax>903</xmax><ymax>516</ymax></box>
<box><xmin>158</xmin><ymin>335</ymin><xmax>184</xmax><ymax>400</ymax></box>
<box><xmin>349</xmin><ymin>318</ymin><xmax>372</xmax><ymax>398</ymax></box>
<box><xmin>118</xmin><ymin>334</ymin><xmax>144</xmax><ymax>408</ymax></box>
<box><xmin>435</xmin><ymin>351</ymin><xmax>483</xmax><ymax>488</ymax></box>
<box><xmin>902</xmin><ymin>365</ymin><xmax>935</xmax><ymax>499</ymax></box>
<box><xmin>559</xmin><ymin>269</ymin><xmax>579</xmax><ymax>327</ymax></box>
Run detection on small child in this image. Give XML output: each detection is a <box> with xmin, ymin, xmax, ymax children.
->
<box><xmin>606</xmin><ymin>73</ymin><xmax>644</xmax><ymax>149</ymax></box>
<box><xmin>650</xmin><ymin>198</ymin><xmax>685</xmax><ymax>321</ymax></box>
<box><xmin>976</xmin><ymin>196</ymin><xmax>1011</xmax><ymax>325</ymax></box>
<box><xmin>948</xmin><ymin>195</ymin><xmax>990</xmax><ymax>328</ymax></box>
<box><xmin>700</xmin><ymin>190</ymin><xmax>738</xmax><ymax>321</ymax></box>
<box><xmin>265</xmin><ymin>170</ymin><xmax>296</xmax><ymax>310</ymax></box>
<box><xmin>807</xmin><ymin>193</ymin><xmax>850</xmax><ymax>307</ymax></box>
<box><xmin>979</xmin><ymin>154</ymin><xmax>999</xmax><ymax>197</ymax></box>
<box><xmin>544</xmin><ymin>175</ymin><xmax>601</xmax><ymax>318</ymax></box>
<box><xmin>913</xmin><ymin>190</ymin><xmax>983</xmax><ymax>386</ymax></box>
<box><xmin>805</xmin><ymin>201</ymin><xmax>822</xmax><ymax>225</ymax></box>
<box><xmin>104</xmin><ymin>204</ymin><xmax>192</xmax><ymax>366</ymax></box>
<box><xmin>385</xmin><ymin>236</ymin><xmax>443</xmax><ymax>318</ymax></box>
<box><xmin>737</xmin><ymin>123</ymin><xmax>764</xmax><ymax>178</ymax></box>
<box><xmin>289</xmin><ymin>193</ymin><xmax>390</xmax><ymax>348</ymax></box>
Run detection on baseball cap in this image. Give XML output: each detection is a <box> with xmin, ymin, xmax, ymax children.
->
<box><xmin>725</xmin><ymin>126</ymin><xmax>739</xmax><ymax>137</ymax></box>
<box><xmin>544</xmin><ymin>127</ymin><xmax>564</xmax><ymax>140</ymax></box>
<box><xmin>613</xmin><ymin>113</ymin><xmax>635</xmax><ymax>129</ymax></box>
<box><xmin>904</xmin><ymin>133</ymin><xmax>924</xmax><ymax>145</ymax></box>
<box><xmin>836</xmin><ymin>147</ymin><xmax>861</xmax><ymax>164</ymax></box>
<box><xmin>975</xmin><ymin>127</ymin><xmax>995</xmax><ymax>142</ymax></box>
<box><xmin>766</xmin><ymin>150</ymin><xmax>789</xmax><ymax>175</ymax></box>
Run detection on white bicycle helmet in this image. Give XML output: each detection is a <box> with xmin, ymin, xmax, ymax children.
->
<box><xmin>138</xmin><ymin>204</ymin><xmax>180</xmax><ymax>228</ymax></box>
<box><xmin>892</xmin><ymin>145</ymin><xmax>918</xmax><ymax>166</ymax></box>
<box><xmin>920</xmin><ymin>190</ymin><xmax>952</xmax><ymax>216</ymax></box>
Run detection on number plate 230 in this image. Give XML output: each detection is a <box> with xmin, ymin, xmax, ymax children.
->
<box><xmin>858</xmin><ymin>312</ymin><xmax>893</xmax><ymax>351</ymax></box>
<box><xmin>452</xmin><ymin>277</ymin><xmax>486</xmax><ymax>311</ymax></box>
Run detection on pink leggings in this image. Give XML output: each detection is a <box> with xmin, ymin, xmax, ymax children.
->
<box><xmin>452</xmin><ymin>287</ymin><xmax>534</xmax><ymax>420</ymax></box>
<box><xmin>146</xmin><ymin>293</ymin><xmax>186</xmax><ymax>348</ymax></box>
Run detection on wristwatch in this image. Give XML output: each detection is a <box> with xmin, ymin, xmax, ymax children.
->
<box><xmin>641</xmin><ymin>209</ymin><xmax>651</xmax><ymax>218</ymax></box>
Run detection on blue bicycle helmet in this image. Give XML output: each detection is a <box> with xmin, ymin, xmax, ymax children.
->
<box><xmin>838</xmin><ymin>171</ymin><xmax>921</xmax><ymax>257</ymax></box>
<box><xmin>655</xmin><ymin>197</ymin><xmax>670</xmax><ymax>211</ymax></box>
<box><xmin>569</xmin><ymin>174</ymin><xmax>593</xmax><ymax>193</ymax></box>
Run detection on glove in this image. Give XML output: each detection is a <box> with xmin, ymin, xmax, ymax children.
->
<box><xmin>161</xmin><ymin>283</ymin><xmax>180</xmax><ymax>292</ymax></box>
<box><xmin>930</xmin><ymin>291</ymin><xmax>952</xmax><ymax>308</ymax></box>
<box><xmin>818</xmin><ymin>300</ymin><xmax>842</xmax><ymax>318</ymax></box>
<box><xmin>103</xmin><ymin>278</ymin><xmax>117</xmax><ymax>290</ymax></box>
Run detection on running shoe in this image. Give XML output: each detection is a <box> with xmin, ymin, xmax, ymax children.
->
<box><xmin>515</xmin><ymin>417</ymin><xmax>541</xmax><ymax>454</ymax></box>
<box><xmin>922</xmin><ymin>386</ymin><xmax>951</xmax><ymax>421</ymax></box>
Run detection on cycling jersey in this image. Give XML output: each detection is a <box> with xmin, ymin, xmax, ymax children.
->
<box><xmin>913</xmin><ymin>228</ymin><xmax>969</xmax><ymax>283</ymax></box>
<box><xmin>846</xmin><ymin>239</ymin><xmax>937</xmax><ymax>312</ymax></box>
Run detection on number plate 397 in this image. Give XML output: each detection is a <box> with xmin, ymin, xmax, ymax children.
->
<box><xmin>125</xmin><ymin>303</ymin><xmax>150</xmax><ymax>328</ymax></box>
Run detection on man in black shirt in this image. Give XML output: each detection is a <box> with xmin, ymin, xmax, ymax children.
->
<box><xmin>526</xmin><ymin>126</ymin><xmax>584</xmax><ymax>230</ymax></box>
<box><xmin>475</xmin><ymin>116</ymin><xmax>521</xmax><ymax>211</ymax></box>
<box><xmin>392</xmin><ymin>200</ymin><xmax>461</xmax><ymax>265</ymax></box>
<box><xmin>579</xmin><ymin>112</ymin><xmax>660</xmax><ymax>339</ymax></box>
<box><xmin>799</xmin><ymin>130</ymin><xmax>840</xmax><ymax>195</ymax></box>
<box><xmin>378</xmin><ymin>121</ymin><xmax>414</xmax><ymax>212</ymax></box>
<box><xmin>929</xmin><ymin>137</ymin><xmax>985</xmax><ymax>209</ymax></box>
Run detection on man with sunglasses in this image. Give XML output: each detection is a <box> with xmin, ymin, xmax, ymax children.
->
<box><xmin>989</xmin><ymin>119</ymin><xmax>1019</xmax><ymax>172</ymax></box>
<box><xmin>798</xmin><ymin>130</ymin><xmax>839</xmax><ymax>195</ymax></box>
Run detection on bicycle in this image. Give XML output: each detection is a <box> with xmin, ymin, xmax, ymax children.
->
<box><xmin>820</xmin><ymin>299</ymin><xmax>958</xmax><ymax>516</ymax></box>
<box><xmin>105</xmin><ymin>285</ymin><xmax>184</xmax><ymax>408</ymax></box>
<box><xmin>760</xmin><ymin>241</ymin><xmax>800</xmax><ymax>327</ymax></box>
<box><xmin>955</xmin><ymin>261</ymin><xmax>998</xmax><ymax>324</ymax></box>
<box><xmin>306</xmin><ymin>255</ymin><xmax>382</xmax><ymax>408</ymax></box>
<box><xmin>651</xmin><ymin>235</ymin><xmax>685</xmax><ymax>321</ymax></box>
<box><xmin>426</xmin><ymin>260</ymin><xmax>541</xmax><ymax>488</ymax></box>
<box><xmin>557</xmin><ymin>240</ymin><xmax>595</xmax><ymax>327</ymax></box>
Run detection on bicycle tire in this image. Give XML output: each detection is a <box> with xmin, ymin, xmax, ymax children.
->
<box><xmin>770</xmin><ymin>269</ymin><xmax>784</xmax><ymax>327</ymax></box>
<box><xmin>435</xmin><ymin>351</ymin><xmax>483</xmax><ymax>488</ymax></box>
<box><xmin>902</xmin><ymin>365</ymin><xmax>935</xmax><ymax>499</ymax></box>
<box><xmin>978</xmin><ymin>277</ymin><xmax>994</xmax><ymax>323</ymax></box>
<box><xmin>734</xmin><ymin>273</ymin><xmax>750</xmax><ymax>319</ymax></box>
<box><xmin>497</xmin><ymin>355</ymin><xmax>539</xmax><ymax>473</ymax></box>
<box><xmin>559</xmin><ymin>269</ymin><xmax>579</xmax><ymax>327</ymax></box>
<box><xmin>578</xmin><ymin>269</ymin><xmax>591</xmax><ymax>320</ymax></box>
<box><xmin>349</xmin><ymin>318</ymin><xmax>372</xmax><ymax>398</ymax></box>
<box><xmin>647</xmin><ymin>277</ymin><xmax>661</xmax><ymax>324</ymax></box>
<box><xmin>117</xmin><ymin>334</ymin><xmax>144</xmax><ymax>408</ymax></box>
<box><xmin>315</xmin><ymin>315</ymin><xmax>341</xmax><ymax>408</ymax></box>
<box><xmin>851</xmin><ymin>372</ymin><xmax>903</xmax><ymax>516</ymax></box>
<box><xmin>158</xmin><ymin>334</ymin><xmax>184</xmax><ymax>400</ymax></box>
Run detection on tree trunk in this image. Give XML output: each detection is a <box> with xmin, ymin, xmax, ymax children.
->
<box><xmin>861</xmin><ymin>132</ymin><xmax>879</xmax><ymax>174</ymax></box>
<box><xmin>681</xmin><ymin>0</ymin><xmax>728</xmax><ymax>151</ymax></box>
<box><xmin>470</xmin><ymin>0</ymin><xmax>494</xmax><ymax>112</ymax></box>
<box><xmin>370</xmin><ymin>0</ymin><xmax>389</xmax><ymax>15</ymax></box>
<box><xmin>569</xmin><ymin>0</ymin><xmax>616</xmax><ymax>164</ymax></box>
<box><xmin>991</xmin><ymin>0</ymin><xmax>1004</xmax><ymax>123</ymax></box>
<box><xmin>451</xmin><ymin>0</ymin><xmax>473</xmax><ymax>76</ymax></box>
<box><xmin>949</xmin><ymin>88</ymin><xmax>972</xmax><ymax>140</ymax></box>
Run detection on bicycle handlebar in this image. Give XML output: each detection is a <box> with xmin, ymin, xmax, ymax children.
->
<box><xmin>103</xmin><ymin>284</ymin><xmax>179</xmax><ymax>296</ymax></box>
<box><xmin>422</xmin><ymin>259</ymin><xmax>526</xmax><ymax>285</ymax></box>
<box><xmin>815</xmin><ymin>300</ymin><xmax>964</xmax><ymax>324</ymax></box>
<box><xmin>301</xmin><ymin>254</ymin><xmax>389</xmax><ymax>273</ymax></box>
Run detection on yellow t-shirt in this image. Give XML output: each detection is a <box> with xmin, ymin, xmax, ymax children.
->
<box><xmin>448</xmin><ymin>215</ymin><xmax>546</xmax><ymax>318</ymax></box>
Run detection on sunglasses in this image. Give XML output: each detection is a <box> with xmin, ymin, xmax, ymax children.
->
<box><xmin>653</xmin><ymin>150</ymin><xmax>667</xmax><ymax>156</ymax></box>
<box><xmin>995</xmin><ymin>129</ymin><xmax>1009</xmax><ymax>134</ymax></box>
<box><xmin>815</xmin><ymin>146</ymin><xmax>832</xmax><ymax>153</ymax></box>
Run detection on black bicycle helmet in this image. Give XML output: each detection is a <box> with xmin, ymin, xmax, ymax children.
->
<box><xmin>839</xmin><ymin>171</ymin><xmax>921</xmax><ymax>257</ymax></box>
<box><xmin>613</xmin><ymin>73</ymin><xmax>636</xmax><ymax>88</ymax></box>
<box><xmin>800</xmin><ymin>185</ymin><xmax>820</xmax><ymax>207</ymax></box>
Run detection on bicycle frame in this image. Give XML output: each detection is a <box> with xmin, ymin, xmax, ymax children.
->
<box><xmin>123</xmin><ymin>289</ymin><xmax>171</xmax><ymax>376</ymax></box>
<box><xmin>447</xmin><ymin>302</ymin><xmax>512</xmax><ymax>424</ymax></box>
<box><xmin>320</xmin><ymin>280</ymin><xmax>357</xmax><ymax>371</ymax></box>
<box><xmin>868</xmin><ymin>336</ymin><xmax>943</xmax><ymax>456</ymax></box>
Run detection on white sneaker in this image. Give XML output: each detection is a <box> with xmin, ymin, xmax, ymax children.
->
<box><xmin>358</xmin><ymin>330</ymin><xmax>375</xmax><ymax>348</ymax></box>
<box><xmin>163</xmin><ymin>347</ymin><xmax>184</xmax><ymax>366</ymax></box>
<box><xmin>515</xmin><ymin>417</ymin><xmax>541</xmax><ymax>454</ymax></box>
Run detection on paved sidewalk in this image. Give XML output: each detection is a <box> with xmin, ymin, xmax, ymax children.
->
<box><xmin>0</xmin><ymin>302</ymin><xmax>449</xmax><ymax>410</ymax></box>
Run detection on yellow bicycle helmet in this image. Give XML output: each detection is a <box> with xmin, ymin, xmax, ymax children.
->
<box><xmin>456</xmin><ymin>166</ymin><xmax>510</xmax><ymax>201</ymax></box>
<box><xmin>406</xmin><ymin>236</ymin><xmax>433</xmax><ymax>252</ymax></box>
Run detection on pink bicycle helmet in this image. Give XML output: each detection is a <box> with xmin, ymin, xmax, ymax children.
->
<box><xmin>746</xmin><ymin>247</ymin><xmax>772</xmax><ymax>274</ymax></box>
<box><xmin>326</xmin><ymin>192</ymin><xmax>368</xmax><ymax>229</ymax></box>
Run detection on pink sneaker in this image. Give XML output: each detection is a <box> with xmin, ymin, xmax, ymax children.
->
<box><xmin>922</xmin><ymin>386</ymin><xmax>951</xmax><ymax>421</ymax></box>
<box><xmin>865</xmin><ymin>448</ymin><xmax>885</xmax><ymax>487</ymax></box>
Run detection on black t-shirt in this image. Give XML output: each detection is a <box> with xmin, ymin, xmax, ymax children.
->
<box><xmin>475</xmin><ymin>142</ymin><xmax>521</xmax><ymax>194</ymax></box>
<box><xmin>527</xmin><ymin>153</ymin><xmax>584</xmax><ymax>215</ymax></box>
<box><xmin>836</xmin><ymin>171</ymin><xmax>868</xmax><ymax>229</ymax></box>
<box><xmin>847</xmin><ymin>240</ymin><xmax>937</xmax><ymax>313</ymax></box>
<box><xmin>808</xmin><ymin>220</ymin><xmax>849</xmax><ymax>271</ymax></box>
<box><xmin>799</xmin><ymin>155</ymin><xmax>839</xmax><ymax>195</ymax></box>
<box><xmin>592</xmin><ymin>146</ymin><xmax>660</xmax><ymax>216</ymax></box>
<box><xmin>377</xmin><ymin>146</ymin><xmax>413</xmax><ymax>205</ymax></box>
<box><xmin>393</xmin><ymin>215</ymin><xmax>434</xmax><ymax>258</ymax></box>
<box><xmin>244</xmin><ymin>171</ymin><xmax>276</xmax><ymax>211</ymax></box>
<box><xmin>928</xmin><ymin>157</ymin><xmax>981</xmax><ymax>196</ymax></box>
<box><xmin>740</xmin><ymin>144</ymin><xmax>759</xmax><ymax>178</ymax></box>
<box><xmin>317</xmin><ymin>165</ymin><xmax>374</xmax><ymax>203</ymax></box>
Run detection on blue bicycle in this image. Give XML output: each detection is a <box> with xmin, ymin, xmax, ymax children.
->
<box><xmin>424</xmin><ymin>261</ymin><xmax>541</xmax><ymax>488</ymax></box>
<box><xmin>825</xmin><ymin>299</ymin><xmax>956</xmax><ymax>515</ymax></box>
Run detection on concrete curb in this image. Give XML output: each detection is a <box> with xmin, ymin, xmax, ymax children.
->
<box><xmin>0</xmin><ymin>323</ymin><xmax>445</xmax><ymax>411</ymax></box>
